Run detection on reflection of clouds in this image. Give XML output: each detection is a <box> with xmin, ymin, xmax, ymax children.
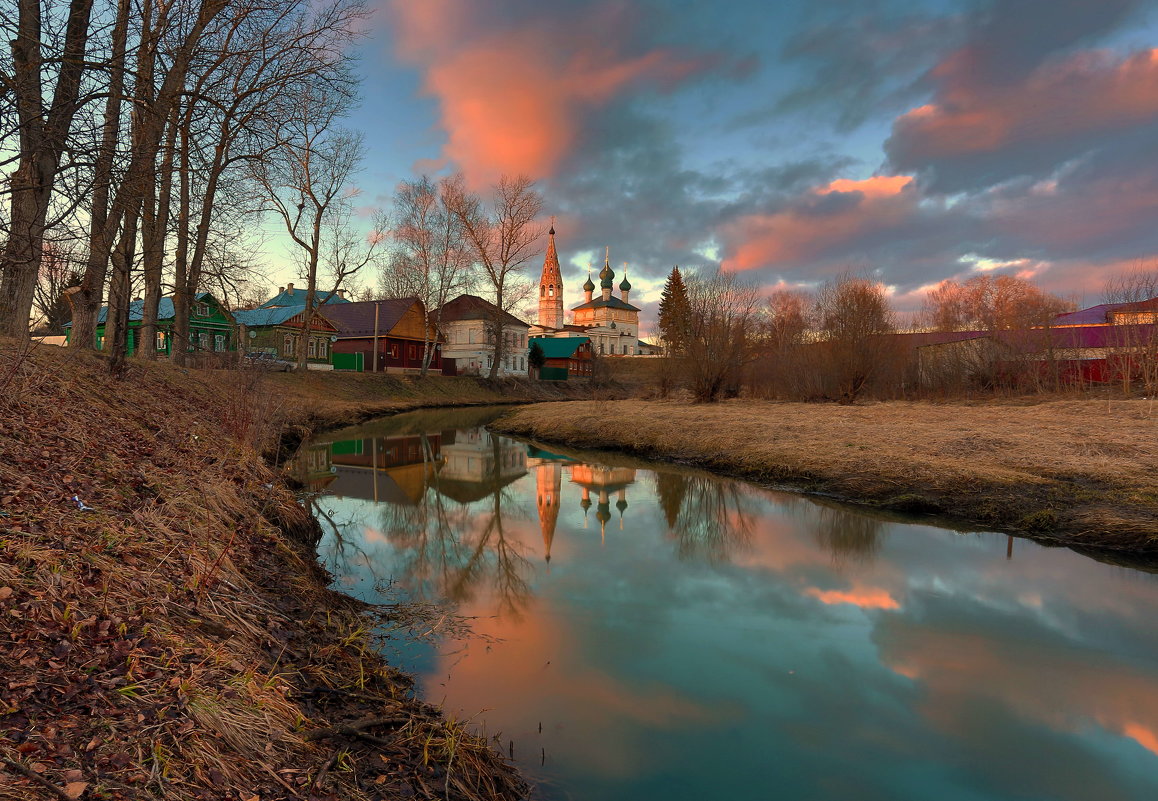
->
<box><xmin>805</xmin><ymin>585</ymin><xmax>899</xmax><ymax>610</ymax></box>
<box><xmin>875</xmin><ymin>592</ymin><xmax>1158</xmax><ymax>791</ymax></box>
<box><xmin>308</xmin><ymin>416</ymin><xmax>1158</xmax><ymax>799</ymax></box>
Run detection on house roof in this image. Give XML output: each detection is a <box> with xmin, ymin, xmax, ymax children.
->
<box><xmin>437</xmin><ymin>294</ymin><xmax>530</xmax><ymax>328</ymax></box>
<box><xmin>533</xmin><ymin>336</ymin><xmax>590</xmax><ymax>359</ymax></box>
<box><xmin>323</xmin><ymin>297</ymin><xmax>423</xmax><ymax>337</ymax></box>
<box><xmin>233</xmin><ymin>305</ymin><xmax>337</xmax><ymax>330</ymax></box>
<box><xmin>85</xmin><ymin>292</ymin><xmax>217</xmax><ymax>325</ymax></box>
<box><xmin>915</xmin><ymin>324</ymin><xmax>1158</xmax><ymax>352</ymax></box>
<box><xmin>1053</xmin><ymin>303</ymin><xmax>1120</xmax><ymax>326</ymax></box>
<box><xmin>259</xmin><ymin>287</ymin><xmax>349</xmax><ymax>309</ymax></box>
<box><xmin>572</xmin><ymin>296</ymin><xmax>640</xmax><ymax>312</ymax></box>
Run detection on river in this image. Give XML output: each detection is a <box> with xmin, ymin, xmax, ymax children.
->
<box><xmin>291</xmin><ymin>406</ymin><xmax>1158</xmax><ymax>801</ymax></box>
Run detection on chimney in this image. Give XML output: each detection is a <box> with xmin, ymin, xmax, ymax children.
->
<box><xmin>337</xmin><ymin>288</ymin><xmax>345</xmax><ymax>299</ymax></box>
<box><xmin>286</xmin><ymin>282</ymin><xmax>295</xmax><ymax>294</ymax></box>
<box><xmin>277</xmin><ymin>286</ymin><xmax>284</xmax><ymax>295</ymax></box>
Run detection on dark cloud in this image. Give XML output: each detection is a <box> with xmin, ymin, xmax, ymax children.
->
<box><xmin>771</xmin><ymin>0</ymin><xmax>964</xmax><ymax>131</ymax></box>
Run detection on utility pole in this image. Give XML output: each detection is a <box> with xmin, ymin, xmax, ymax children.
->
<box><xmin>372</xmin><ymin>301</ymin><xmax>380</xmax><ymax>372</ymax></box>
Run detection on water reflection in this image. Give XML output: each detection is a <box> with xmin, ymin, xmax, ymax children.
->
<box><xmin>302</xmin><ymin>408</ymin><xmax>1158</xmax><ymax>801</ymax></box>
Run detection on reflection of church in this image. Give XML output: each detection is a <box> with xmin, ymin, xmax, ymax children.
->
<box><xmin>530</xmin><ymin>451</ymin><xmax>639</xmax><ymax>562</ymax></box>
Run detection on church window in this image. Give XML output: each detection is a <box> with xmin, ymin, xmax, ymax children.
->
<box><xmin>548</xmin><ymin>285</ymin><xmax>554</xmax><ymax>297</ymax></box>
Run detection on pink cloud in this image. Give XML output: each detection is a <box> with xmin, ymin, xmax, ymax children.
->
<box><xmin>385</xmin><ymin>0</ymin><xmax>713</xmax><ymax>186</ymax></box>
<box><xmin>891</xmin><ymin>47</ymin><xmax>1158</xmax><ymax>162</ymax></box>
<box><xmin>719</xmin><ymin>175</ymin><xmax>916</xmax><ymax>270</ymax></box>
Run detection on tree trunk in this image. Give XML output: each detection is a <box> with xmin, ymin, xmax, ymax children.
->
<box><xmin>0</xmin><ymin>0</ymin><xmax>95</xmax><ymax>339</ymax></box>
<box><xmin>72</xmin><ymin>0</ymin><xmax>129</xmax><ymax>351</ymax></box>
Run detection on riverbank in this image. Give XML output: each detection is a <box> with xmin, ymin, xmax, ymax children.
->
<box><xmin>1</xmin><ymin>344</ymin><xmax>528</xmax><ymax>800</ymax></box>
<box><xmin>490</xmin><ymin>399</ymin><xmax>1158</xmax><ymax>552</ymax></box>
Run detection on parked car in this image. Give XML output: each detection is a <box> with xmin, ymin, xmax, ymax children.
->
<box><xmin>242</xmin><ymin>351</ymin><xmax>294</xmax><ymax>371</ymax></box>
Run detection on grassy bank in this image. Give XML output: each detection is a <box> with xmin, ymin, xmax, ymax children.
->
<box><xmin>490</xmin><ymin>398</ymin><xmax>1158</xmax><ymax>552</ymax></box>
<box><xmin>1</xmin><ymin>344</ymin><xmax>528</xmax><ymax>800</ymax></box>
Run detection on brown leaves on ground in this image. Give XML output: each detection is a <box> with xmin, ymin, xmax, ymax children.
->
<box><xmin>0</xmin><ymin>342</ymin><xmax>527</xmax><ymax>801</ymax></box>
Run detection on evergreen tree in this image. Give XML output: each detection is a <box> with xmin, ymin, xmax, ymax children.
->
<box><xmin>658</xmin><ymin>266</ymin><xmax>690</xmax><ymax>354</ymax></box>
<box><xmin>528</xmin><ymin>340</ymin><xmax>546</xmax><ymax>375</ymax></box>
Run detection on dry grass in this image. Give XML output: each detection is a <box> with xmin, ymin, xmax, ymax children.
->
<box><xmin>492</xmin><ymin>398</ymin><xmax>1158</xmax><ymax>550</ymax></box>
<box><xmin>0</xmin><ymin>341</ymin><xmax>527</xmax><ymax>800</ymax></box>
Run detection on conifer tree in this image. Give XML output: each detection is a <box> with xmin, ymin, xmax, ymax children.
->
<box><xmin>658</xmin><ymin>266</ymin><xmax>690</xmax><ymax>354</ymax></box>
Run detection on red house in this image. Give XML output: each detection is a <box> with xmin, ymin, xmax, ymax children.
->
<box><xmin>325</xmin><ymin>298</ymin><xmax>444</xmax><ymax>373</ymax></box>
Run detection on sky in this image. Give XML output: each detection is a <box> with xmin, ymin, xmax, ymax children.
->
<box><xmin>278</xmin><ymin>0</ymin><xmax>1158</xmax><ymax>327</ymax></box>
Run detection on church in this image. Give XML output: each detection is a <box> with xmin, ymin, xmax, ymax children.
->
<box><xmin>530</xmin><ymin>223</ymin><xmax>643</xmax><ymax>356</ymax></box>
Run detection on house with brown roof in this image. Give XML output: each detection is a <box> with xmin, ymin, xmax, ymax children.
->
<box><xmin>437</xmin><ymin>294</ymin><xmax>531</xmax><ymax>376</ymax></box>
<box><xmin>324</xmin><ymin>297</ymin><xmax>443</xmax><ymax>373</ymax></box>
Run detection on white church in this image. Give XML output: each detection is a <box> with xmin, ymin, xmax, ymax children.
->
<box><xmin>529</xmin><ymin>223</ymin><xmax>645</xmax><ymax>356</ymax></box>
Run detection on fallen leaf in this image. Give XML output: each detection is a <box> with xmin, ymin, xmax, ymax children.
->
<box><xmin>0</xmin><ymin>587</ymin><xmax>12</xmax><ymax>600</ymax></box>
<box><xmin>63</xmin><ymin>781</ymin><xmax>88</xmax><ymax>799</ymax></box>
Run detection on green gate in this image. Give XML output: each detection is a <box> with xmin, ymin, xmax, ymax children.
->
<box><xmin>332</xmin><ymin>352</ymin><xmax>364</xmax><ymax>372</ymax></box>
<box><xmin>539</xmin><ymin>366</ymin><xmax>569</xmax><ymax>381</ymax></box>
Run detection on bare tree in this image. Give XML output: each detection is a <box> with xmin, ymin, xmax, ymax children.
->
<box><xmin>684</xmin><ymin>270</ymin><xmax>762</xmax><ymax>402</ymax></box>
<box><xmin>814</xmin><ymin>273</ymin><xmax>899</xmax><ymax>403</ymax></box>
<box><xmin>446</xmin><ymin>174</ymin><xmax>544</xmax><ymax>379</ymax></box>
<box><xmin>384</xmin><ymin>175</ymin><xmax>473</xmax><ymax>375</ymax></box>
<box><xmin>250</xmin><ymin>86</ymin><xmax>377</xmax><ymax>369</ymax></box>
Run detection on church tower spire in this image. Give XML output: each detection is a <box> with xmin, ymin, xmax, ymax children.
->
<box><xmin>538</xmin><ymin>217</ymin><xmax>564</xmax><ymax>329</ymax></box>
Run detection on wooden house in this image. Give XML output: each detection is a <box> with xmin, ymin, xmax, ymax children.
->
<box><xmin>66</xmin><ymin>292</ymin><xmax>235</xmax><ymax>356</ymax></box>
<box><xmin>233</xmin><ymin>305</ymin><xmax>338</xmax><ymax>366</ymax></box>
<box><xmin>324</xmin><ymin>297</ymin><xmax>444</xmax><ymax>373</ymax></box>
<box><xmin>533</xmin><ymin>336</ymin><xmax>593</xmax><ymax>380</ymax></box>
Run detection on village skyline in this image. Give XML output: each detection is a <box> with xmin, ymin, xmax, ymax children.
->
<box><xmin>248</xmin><ymin>0</ymin><xmax>1158</xmax><ymax>328</ymax></box>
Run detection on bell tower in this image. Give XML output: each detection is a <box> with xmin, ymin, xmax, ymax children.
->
<box><xmin>538</xmin><ymin>218</ymin><xmax>564</xmax><ymax>329</ymax></box>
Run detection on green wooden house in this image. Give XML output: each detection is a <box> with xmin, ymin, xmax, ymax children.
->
<box><xmin>66</xmin><ymin>292</ymin><xmax>235</xmax><ymax>356</ymax></box>
<box><xmin>233</xmin><ymin>305</ymin><xmax>338</xmax><ymax>366</ymax></box>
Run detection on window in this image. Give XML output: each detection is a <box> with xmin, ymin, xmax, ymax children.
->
<box><xmin>283</xmin><ymin>335</ymin><xmax>293</xmax><ymax>357</ymax></box>
<box><xmin>468</xmin><ymin>328</ymin><xmax>476</xmax><ymax>344</ymax></box>
<box><xmin>196</xmin><ymin>303</ymin><xmax>210</xmax><ymax>317</ymax></box>
<box><xmin>214</xmin><ymin>334</ymin><xmax>225</xmax><ymax>352</ymax></box>
<box><xmin>390</xmin><ymin>344</ymin><xmax>399</xmax><ymax>358</ymax></box>
<box><xmin>96</xmin><ymin>335</ymin><xmax>104</xmax><ymax>351</ymax></box>
<box><xmin>318</xmin><ymin>339</ymin><xmax>327</xmax><ymax>358</ymax></box>
<box><xmin>308</xmin><ymin>338</ymin><xmax>317</xmax><ymax>358</ymax></box>
<box><xmin>199</xmin><ymin>332</ymin><xmax>209</xmax><ymax>351</ymax></box>
<box><xmin>156</xmin><ymin>331</ymin><xmax>166</xmax><ymax>351</ymax></box>
<box><xmin>408</xmin><ymin>345</ymin><xmax>416</xmax><ymax>359</ymax></box>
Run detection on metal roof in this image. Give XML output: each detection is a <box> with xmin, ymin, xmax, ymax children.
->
<box><xmin>532</xmin><ymin>337</ymin><xmax>590</xmax><ymax>358</ymax></box>
<box><xmin>571</xmin><ymin>296</ymin><xmax>640</xmax><ymax>312</ymax></box>
<box><xmin>258</xmin><ymin>288</ymin><xmax>349</xmax><ymax>309</ymax></box>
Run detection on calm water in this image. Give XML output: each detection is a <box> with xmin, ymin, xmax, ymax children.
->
<box><xmin>294</xmin><ymin>407</ymin><xmax>1158</xmax><ymax>801</ymax></box>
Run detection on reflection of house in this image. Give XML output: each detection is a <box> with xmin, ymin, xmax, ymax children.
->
<box><xmin>233</xmin><ymin>305</ymin><xmax>338</xmax><ymax>366</ymax></box>
<box><xmin>292</xmin><ymin>444</ymin><xmax>338</xmax><ymax>492</ymax></box>
<box><xmin>325</xmin><ymin>297</ymin><xmax>444</xmax><ymax>373</ymax></box>
<box><xmin>328</xmin><ymin>433</ymin><xmax>443</xmax><ymax>505</ymax></box>
<box><xmin>437</xmin><ymin>294</ymin><xmax>531</xmax><ymax>376</ymax></box>
<box><xmin>437</xmin><ymin>427</ymin><xmax>527</xmax><ymax>503</ymax></box>
<box><xmin>570</xmin><ymin>464</ymin><xmax>636</xmax><ymax>540</ymax></box>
